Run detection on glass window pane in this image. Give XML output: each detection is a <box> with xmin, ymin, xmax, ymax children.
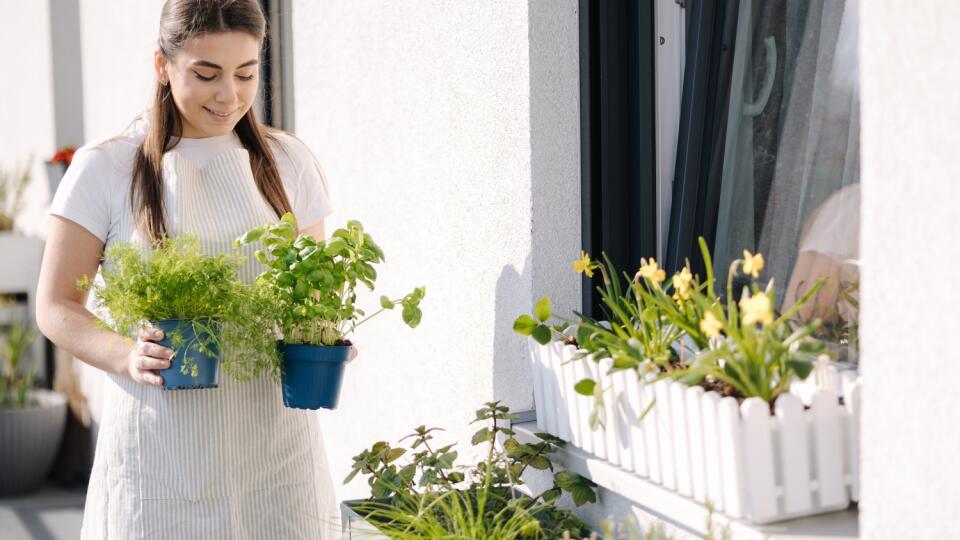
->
<box><xmin>713</xmin><ymin>0</ymin><xmax>860</xmax><ymax>357</ymax></box>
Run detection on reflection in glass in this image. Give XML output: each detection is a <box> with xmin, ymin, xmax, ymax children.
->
<box><xmin>713</xmin><ymin>0</ymin><xmax>860</xmax><ymax>359</ymax></box>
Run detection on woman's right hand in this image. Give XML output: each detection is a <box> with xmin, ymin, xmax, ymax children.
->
<box><xmin>126</xmin><ymin>326</ymin><xmax>175</xmax><ymax>386</ymax></box>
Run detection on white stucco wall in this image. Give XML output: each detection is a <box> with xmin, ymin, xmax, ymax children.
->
<box><xmin>0</xmin><ymin>0</ymin><xmax>55</xmax><ymax>238</ymax></box>
<box><xmin>292</xmin><ymin>0</ymin><xmax>581</xmax><ymax>501</ymax></box>
<box><xmin>860</xmin><ymin>2</ymin><xmax>960</xmax><ymax>538</ymax></box>
<box><xmin>79</xmin><ymin>0</ymin><xmax>165</xmax><ymax>142</ymax></box>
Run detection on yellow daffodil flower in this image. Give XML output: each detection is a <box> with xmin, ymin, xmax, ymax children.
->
<box><xmin>700</xmin><ymin>311</ymin><xmax>723</xmax><ymax>339</ymax></box>
<box><xmin>672</xmin><ymin>266</ymin><xmax>693</xmax><ymax>300</ymax></box>
<box><xmin>637</xmin><ymin>258</ymin><xmax>666</xmax><ymax>285</ymax></box>
<box><xmin>572</xmin><ymin>251</ymin><xmax>594</xmax><ymax>278</ymax></box>
<box><xmin>739</xmin><ymin>291</ymin><xmax>774</xmax><ymax>326</ymax></box>
<box><xmin>742</xmin><ymin>249</ymin><xmax>765</xmax><ymax>279</ymax></box>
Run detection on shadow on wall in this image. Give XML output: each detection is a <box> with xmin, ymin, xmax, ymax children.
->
<box><xmin>492</xmin><ymin>260</ymin><xmax>534</xmax><ymax>414</ymax></box>
<box><xmin>496</xmin><ymin>0</ymin><xmax>581</xmax><ymax>416</ymax></box>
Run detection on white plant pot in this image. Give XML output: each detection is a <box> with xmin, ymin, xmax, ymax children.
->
<box><xmin>527</xmin><ymin>339</ymin><xmax>862</xmax><ymax>524</ymax></box>
<box><xmin>0</xmin><ymin>389</ymin><xmax>68</xmax><ymax>495</ymax></box>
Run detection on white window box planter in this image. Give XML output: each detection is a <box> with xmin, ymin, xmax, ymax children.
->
<box><xmin>527</xmin><ymin>339</ymin><xmax>861</xmax><ymax>524</ymax></box>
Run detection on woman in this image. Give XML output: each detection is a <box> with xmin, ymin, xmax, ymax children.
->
<box><xmin>36</xmin><ymin>1</ymin><xmax>339</xmax><ymax>537</ymax></box>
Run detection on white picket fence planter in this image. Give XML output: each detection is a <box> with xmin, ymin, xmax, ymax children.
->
<box><xmin>527</xmin><ymin>340</ymin><xmax>861</xmax><ymax>524</ymax></box>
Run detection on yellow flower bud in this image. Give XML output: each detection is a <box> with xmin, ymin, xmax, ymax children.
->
<box><xmin>700</xmin><ymin>311</ymin><xmax>723</xmax><ymax>339</ymax></box>
<box><xmin>672</xmin><ymin>266</ymin><xmax>693</xmax><ymax>300</ymax></box>
<box><xmin>572</xmin><ymin>251</ymin><xmax>594</xmax><ymax>278</ymax></box>
<box><xmin>739</xmin><ymin>291</ymin><xmax>774</xmax><ymax>326</ymax></box>
<box><xmin>742</xmin><ymin>250</ymin><xmax>765</xmax><ymax>279</ymax></box>
<box><xmin>637</xmin><ymin>258</ymin><xmax>666</xmax><ymax>285</ymax></box>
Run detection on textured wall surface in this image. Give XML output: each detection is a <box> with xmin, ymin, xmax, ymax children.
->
<box><xmin>292</xmin><ymin>0</ymin><xmax>581</xmax><ymax>501</ymax></box>
<box><xmin>0</xmin><ymin>0</ymin><xmax>55</xmax><ymax>238</ymax></box>
<box><xmin>860</xmin><ymin>1</ymin><xmax>960</xmax><ymax>537</ymax></box>
<box><xmin>79</xmin><ymin>0</ymin><xmax>164</xmax><ymax>142</ymax></box>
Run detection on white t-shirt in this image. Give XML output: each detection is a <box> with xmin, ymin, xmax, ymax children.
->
<box><xmin>50</xmin><ymin>121</ymin><xmax>333</xmax><ymax>244</ymax></box>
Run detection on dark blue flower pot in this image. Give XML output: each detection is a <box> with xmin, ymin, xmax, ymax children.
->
<box><xmin>153</xmin><ymin>319</ymin><xmax>220</xmax><ymax>390</ymax></box>
<box><xmin>279</xmin><ymin>343</ymin><xmax>350</xmax><ymax>410</ymax></box>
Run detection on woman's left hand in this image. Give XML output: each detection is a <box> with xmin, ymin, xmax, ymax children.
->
<box><xmin>348</xmin><ymin>345</ymin><xmax>358</xmax><ymax>364</ymax></box>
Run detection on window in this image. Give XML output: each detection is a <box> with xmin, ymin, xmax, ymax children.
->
<box><xmin>582</xmin><ymin>0</ymin><xmax>861</xmax><ymax>353</ymax></box>
<box><xmin>258</xmin><ymin>0</ymin><xmax>295</xmax><ymax>130</ymax></box>
<box><xmin>671</xmin><ymin>0</ymin><xmax>861</xmax><ymax>354</ymax></box>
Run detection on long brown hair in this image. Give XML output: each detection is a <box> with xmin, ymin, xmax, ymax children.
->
<box><xmin>133</xmin><ymin>0</ymin><xmax>292</xmax><ymax>243</ymax></box>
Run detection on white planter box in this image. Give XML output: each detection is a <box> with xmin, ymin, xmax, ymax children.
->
<box><xmin>527</xmin><ymin>339</ymin><xmax>861</xmax><ymax>524</ymax></box>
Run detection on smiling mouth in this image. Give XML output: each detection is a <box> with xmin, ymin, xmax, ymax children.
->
<box><xmin>204</xmin><ymin>106</ymin><xmax>237</xmax><ymax>118</ymax></box>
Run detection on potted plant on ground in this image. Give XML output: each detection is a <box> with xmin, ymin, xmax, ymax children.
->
<box><xmin>342</xmin><ymin>401</ymin><xmax>598</xmax><ymax>539</ymax></box>
<box><xmin>80</xmin><ymin>235</ymin><xmax>277</xmax><ymax>390</ymax></box>
<box><xmin>0</xmin><ymin>319</ymin><xmax>68</xmax><ymax>495</ymax></box>
<box><xmin>236</xmin><ymin>212</ymin><xmax>424</xmax><ymax>410</ymax></box>
<box><xmin>45</xmin><ymin>146</ymin><xmax>76</xmax><ymax>197</ymax></box>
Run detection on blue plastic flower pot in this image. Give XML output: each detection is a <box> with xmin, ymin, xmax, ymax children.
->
<box><xmin>153</xmin><ymin>319</ymin><xmax>220</xmax><ymax>390</ymax></box>
<box><xmin>279</xmin><ymin>343</ymin><xmax>350</xmax><ymax>410</ymax></box>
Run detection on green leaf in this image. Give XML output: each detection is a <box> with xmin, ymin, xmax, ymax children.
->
<box><xmin>541</xmin><ymin>487</ymin><xmax>562</xmax><ymax>504</ymax></box>
<box><xmin>574</xmin><ymin>378</ymin><xmax>596</xmax><ymax>396</ymax></box>
<box><xmin>553</xmin><ymin>471</ymin><xmax>579</xmax><ymax>490</ymax></box>
<box><xmin>398</xmin><ymin>464</ymin><xmax>416</xmax><ymax>485</ymax></box>
<box><xmin>787</xmin><ymin>359</ymin><xmax>814</xmax><ymax>380</ymax></box>
<box><xmin>534</xmin><ymin>297</ymin><xmax>552</xmax><ymax>323</ymax></box>
<box><xmin>513</xmin><ymin>314</ymin><xmax>538</xmax><ymax>335</ymax></box>
<box><xmin>531</xmin><ymin>324</ymin><xmax>551</xmax><ymax>345</ymax></box>
<box><xmin>437</xmin><ymin>451</ymin><xmax>457</xmax><ymax>469</ymax></box>
<box><xmin>569</xmin><ymin>483</ymin><xmax>597</xmax><ymax>506</ymax></box>
<box><xmin>503</xmin><ymin>438</ymin><xmax>524</xmax><ymax>458</ymax></box>
<box><xmin>529</xmin><ymin>456</ymin><xmax>551</xmax><ymax>470</ymax></box>
<box><xmin>402</xmin><ymin>305</ymin><xmax>422</xmax><ymax>328</ymax></box>
<box><xmin>386</xmin><ymin>448</ymin><xmax>406</xmax><ymax>463</ymax></box>
<box><xmin>471</xmin><ymin>427</ymin><xmax>494</xmax><ymax>445</ymax></box>
<box><xmin>612</xmin><ymin>356</ymin><xmax>636</xmax><ymax>370</ymax></box>
<box><xmin>554</xmin><ymin>472</ymin><xmax>598</xmax><ymax>506</ymax></box>
<box><xmin>235</xmin><ymin>227</ymin><xmax>264</xmax><ymax>246</ymax></box>
<box><xmin>280</xmin><ymin>212</ymin><xmax>298</xmax><ymax>227</ymax></box>
<box><xmin>325</xmin><ymin>239</ymin><xmax>348</xmax><ymax>256</ymax></box>
<box><xmin>379</xmin><ymin>295</ymin><xmax>395</xmax><ymax>310</ymax></box>
<box><xmin>343</xmin><ymin>468</ymin><xmax>361</xmax><ymax>484</ymax></box>
<box><xmin>534</xmin><ymin>432</ymin><xmax>564</xmax><ymax>444</ymax></box>
<box><xmin>293</xmin><ymin>280</ymin><xmax>309</xmax><ymax>300</ymax></box>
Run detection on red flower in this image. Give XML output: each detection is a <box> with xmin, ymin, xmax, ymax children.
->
<box><xmin>50</xmin><ymin>146</ymin><xmax>77</xmax><ymax>167</ymax></box>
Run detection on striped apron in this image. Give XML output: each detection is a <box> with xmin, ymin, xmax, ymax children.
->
<box><xmin>80</xmin><ymin>148</ymin><xmax>338</xmax><ymax>539</ymax></box>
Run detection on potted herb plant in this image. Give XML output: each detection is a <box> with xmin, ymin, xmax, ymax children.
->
<box><xmin>80</xmin><ymin>235</ymin><xmax>276</xmax><ymax>390</ymax></box>
<box><xmin>45</xmin><ymin>146</ymin><xmax>76</xmax><ymax>197</ymax></box>
<box><xmin>0</xmin><ymin>319</ymin><xmax>68</xmax><ymax>495</ymax></box>
<box><xmin>342</xmin><ymin>401</ymin><xmax>597</xmax><ymax>539</ymax></box>
<box><xmin>236</xmin><ymin>212</ymin><xmax>424</xmax><ymax>410</ymax></box>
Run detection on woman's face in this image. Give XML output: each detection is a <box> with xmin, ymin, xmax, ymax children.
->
<box><xmin>155</xmin><ymin>31</ymin><xmax>261</xmax><ymax>139</ymax></box>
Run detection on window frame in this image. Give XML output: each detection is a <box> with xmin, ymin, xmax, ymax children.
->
<box><xmin>664</xmin><ymin>0</ymin><xmax>741</xmax><ymax>278</ymax></box>
<box><xmin>578</xmin><ymin>0</ymin><xmax>658</xmax><ymax>318</ymax></box>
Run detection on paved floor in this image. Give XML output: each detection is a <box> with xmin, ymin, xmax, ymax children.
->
<box><xmin>0</xmin><ymin>484</ymin><xmax>85</xmax><ymax>540</ymax></box>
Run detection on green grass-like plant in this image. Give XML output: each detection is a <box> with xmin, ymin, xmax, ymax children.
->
<box><xmin>0</xmin><ymin>318</ymin><xmax>37</xmax><ymax>408</ymax></box>
<box><xmin>80</xmin><ymin>235</ymin><xmax>279</xmax><ymax>381</ymax></box>
<box><xmin>236</xmin><ymin>212</ymin><xmax>424</xmax><ymax>347</ymax></box>
<box><xmin>661</xmin><ymin>239</ymin><xmax>827</xmax><ymax>403</ymax></box>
